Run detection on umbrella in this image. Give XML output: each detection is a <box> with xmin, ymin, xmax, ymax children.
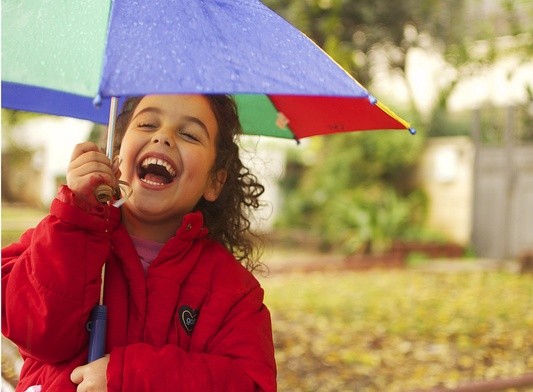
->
<box><xmin>2</xmin><ymin>0</ymin><xmax>414</xmax><ymax>141</ymax></box>
<box><xmin>2</xmin><ymin>0</ymin><xmax>415</xmax><ymax>363</ymax></box>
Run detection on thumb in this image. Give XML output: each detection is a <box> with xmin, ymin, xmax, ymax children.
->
<box><xmin>70</xmin><ymin>365</ymin><xmax>84</xmax><ymax>385</ymax></box>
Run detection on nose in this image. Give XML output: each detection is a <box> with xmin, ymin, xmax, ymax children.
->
<box><xmin>151</xmin><ymin>128</ymin><xmax>175</xmax><ymax>148</ymax></box>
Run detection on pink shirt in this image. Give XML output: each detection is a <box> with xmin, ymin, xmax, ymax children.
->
<box><xmin>131</xmin><ymin>235</ymin><xmax>165</xmax><ymax>273</ymax></box>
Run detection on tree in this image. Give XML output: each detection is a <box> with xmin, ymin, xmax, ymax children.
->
<box><xmin>267</xmin><ymin>0</ymin><xmax>532</xmax><ymax>254</ymax></box>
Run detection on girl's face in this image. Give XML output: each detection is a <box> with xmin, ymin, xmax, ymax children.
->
<box><xmin>119</xmin><ymin>94</ymin><xmax>225</xmax><ymax>230</ymax></box>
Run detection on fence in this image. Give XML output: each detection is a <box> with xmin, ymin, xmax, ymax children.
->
<box><xmin>471</xmin><ymin>105</ymin><xmax>533</xmax><ymax>259</ymax></box>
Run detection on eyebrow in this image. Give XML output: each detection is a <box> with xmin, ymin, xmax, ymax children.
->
<box><xmin>133</xmin><ymin>107</ymin><xmax>210</xmax><ymax>140</ymax></box>
<box><xmin>182</xmin><ymin>115</ymin><xmax>210</xmax><ymax>140</ymax></box>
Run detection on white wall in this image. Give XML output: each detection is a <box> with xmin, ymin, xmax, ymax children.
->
<box><xmin>418</xmin><ymin>137</ymin><xmax>475</xmax><ymax>245</ymax></box>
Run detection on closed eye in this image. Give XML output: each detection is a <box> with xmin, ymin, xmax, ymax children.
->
<box><xmin>138</xmin><ymin>122</ymin><xmax>157</xmax><ymax>129</ymax></box>
<box><xmin>179</xmin><ymin>130</ymin><xmax>201</xmax><ymax>142</ymax></box>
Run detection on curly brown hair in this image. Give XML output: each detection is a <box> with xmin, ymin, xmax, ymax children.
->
<box><xmin>112</xmin><ymin>95</ymin><xmax>265</xmax><ymax>271</ymax></box>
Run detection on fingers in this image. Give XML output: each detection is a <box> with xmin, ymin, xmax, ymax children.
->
<box><xmin>70</xmin><ymin>142</ymin><xmax>103</xmax><ymax>161</ymax></box>
<box><xmin>67</xmin><ymin>142</ymin><xmax>117</xmax><ymax>205</ymax></box>
<box><xmin>69</xmin><ymin>355</ymin><xmax>109</xmax><ymax>391</ymax></box>
<box><xmin>70</xmin><ymin>365</ymin><xmax>83</xmax><ymax>384</ymax></box>
<box><xmin>69</xmin><ymin>143</ymin><xmax>112</xmax><ymax>176</ymax></box>
<box><xmin>68</xmin><ymin>156</ymin><xmax>115</xmax><ymax>184</ymax></box>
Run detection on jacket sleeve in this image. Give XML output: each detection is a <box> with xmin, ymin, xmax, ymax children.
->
<box><xmin>1</xmin><ymin>186</ymin><xmax>119</xmax><ymax>364</ymax></box>
<box><xmin>107</xmin><ymin>284</ymin><xmax>277</xmax><ymax>392</ymax></box>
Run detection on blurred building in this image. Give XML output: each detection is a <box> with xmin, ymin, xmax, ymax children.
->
<box><xmin>419</xmin><ymin>136</ymin><xmax>475</xmax><ymax>246</ymax></box>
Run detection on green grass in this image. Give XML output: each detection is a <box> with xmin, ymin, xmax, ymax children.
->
<box><xmin>1</xmin><ymin>204</ymin><xmax>47</xmax><ymax>221</ymax></box>
<box><xmin>260</xmin><ymin>271</ymin><xmax>533</xmax><ymax>391</ymax></box>
<box><xmin>1</xmin><ymin>203</ymin><xmax>47</xmax><ymax>247</ymax></box>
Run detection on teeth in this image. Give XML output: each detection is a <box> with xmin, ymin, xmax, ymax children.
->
<box><xmin>141</xmin><ymin>178</ymin><xmax>165</xmax><ymax>186</ymax></box>
<box><xmin>141</xmin><ymin>157</ymin><xmax>176</xmax><ymax>177</ymax></box>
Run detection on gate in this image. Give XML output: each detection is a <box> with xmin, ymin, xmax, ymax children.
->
<box><xmin>471</xmin><ymin>105</ymin><xmax>533</xmax><ymax>259</ymax></box>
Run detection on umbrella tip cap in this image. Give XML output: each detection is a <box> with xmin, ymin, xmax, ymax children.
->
<box><xmin>408</xmin><ymin>127</ymin><xmax>417</xmax><ymax>135</ymax></box>
<box><xmin>93</xmin><ymin>94</ymin><xmax>103</xmax><ymax>107</ymax></box>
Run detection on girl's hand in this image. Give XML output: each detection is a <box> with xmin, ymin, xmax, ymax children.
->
<box><xmin>70</xmin><ymin>355</ymin><xmax>109</xmax><ymax>392</ymax></box>
<box><xmin>67</xmin><ymin>142</ymin><xmax>118</xmax><ymax>206</ymax></box>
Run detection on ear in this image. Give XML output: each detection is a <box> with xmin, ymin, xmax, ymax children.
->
<box><xmin>203</xmin><ymin>170</ymin><xmax>227</xmax><ymax>202</ymax></box>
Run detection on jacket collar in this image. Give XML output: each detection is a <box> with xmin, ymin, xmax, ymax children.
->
<box><xmin>174</xmin><ymin>210</ymin><xmax>209</xmax><ymax>241</ymax></box>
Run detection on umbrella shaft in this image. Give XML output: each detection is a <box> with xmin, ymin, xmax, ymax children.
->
<box><xmin>94</xmin><ymin>97</ymin><xmax>119</xmax><ymax>204</ymax></box>
<box><xmin>105</xmin><ymin>97</ymin><xmax>119</xmax><ymax>159</ymax></box>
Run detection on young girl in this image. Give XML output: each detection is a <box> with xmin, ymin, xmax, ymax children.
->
<box><xmin>2</xmin><ymin>94</ymin><xmax>277</xmax><ymax>391</ymax></box>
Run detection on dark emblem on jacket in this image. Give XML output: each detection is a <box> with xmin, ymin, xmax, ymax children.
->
<box><xmin>178</xmin><ymin>305</ymin><xmax>199</xmax><ymax>335</ymax></box>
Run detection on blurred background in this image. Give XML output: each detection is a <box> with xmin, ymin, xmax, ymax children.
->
<box><xmin>2</xmin><ymin>0</ymin><xmax>532</xmax><ymax>391</ymax></box>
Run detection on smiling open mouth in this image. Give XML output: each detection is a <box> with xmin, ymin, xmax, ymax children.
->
<box><xmin>139</xmin><ymin>157</ymin><xmax>177</xmax><ymax>185</ymax></box>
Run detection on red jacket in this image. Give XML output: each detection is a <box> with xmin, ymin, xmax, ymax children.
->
<box><xmin>2</xmin><ymin>187</ymin><xmax>276</xmax><ymax>391</ymax></box>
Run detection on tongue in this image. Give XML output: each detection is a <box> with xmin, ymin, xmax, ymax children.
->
<box><xmin>144</xmin><ymin>173</ymin><xmax>168</xmax><ymax>184</ymax></box>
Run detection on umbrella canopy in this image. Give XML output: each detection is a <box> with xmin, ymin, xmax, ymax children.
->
<box><xmin>2</xmin><ymin>0</ymin><xmax>414</xmax><ymax>140</ymax></box>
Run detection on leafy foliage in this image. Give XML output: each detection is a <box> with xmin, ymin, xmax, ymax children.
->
<box><xmin>261</xmin><ymin>270</ymin><xmax>533</xmax><ymax>391</ymax></box>
<box><xmin>264</xmin><ymin>0</ymin><xmax>470</xmax><ymax>87</ymax></box>
<box><xmin>276</xmin><ymin>132</ymin><xmax>427</xmax><ymax>255</ymax></box>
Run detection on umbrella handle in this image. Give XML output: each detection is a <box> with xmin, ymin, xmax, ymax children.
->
<box><xmin>87</xmin><ymin>304</ymin><xmax>107</xmax><ymax>363</ymax></box>
<box><xmin>94</xmin><ymin>181</ymin><xmax>132</xmax><ymax>206</ymax></box>
<box><xmin>95</xmin><ymin>185</ymin><xmax>114</xmax><ymax>203</ymax></box>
